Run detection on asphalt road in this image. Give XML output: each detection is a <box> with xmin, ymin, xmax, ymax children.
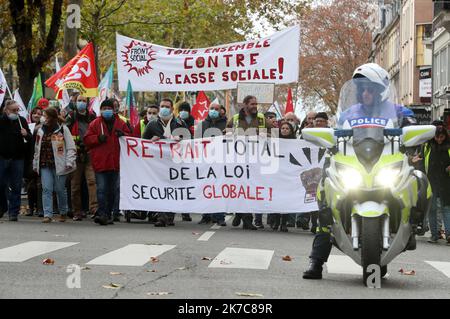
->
<box><xmin>0</xmin><ymin>213</ymin><xmax>449</xmax><ymax>299</ymax></box>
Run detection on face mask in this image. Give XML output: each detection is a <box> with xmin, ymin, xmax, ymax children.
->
<box><xmin>209</xmin><ymin>109</ymin><xmax>219</xmax><ymax>119</ymax></box>
<box><xmin>7</xmin><ymin>113</ymin><xmax>18</xmax><ymax>121</ymax></box>
<box><xmin>179</xmin><ymin>111</ymin><xmax>189</xmax><ymax>120</ymax></box>
<box><xmin>40</xmin><ymin>116</ymin><xmax>46</xmax><ymax>124</ymax></box>
<box><xmin>147</xmin><ymin>114</ymin><xmax>157</xmax><ymax>122</ymax></box>
<box><xmin>77</xmin><ymin>102</ymin><xmax>87</xmax><ymax>112</ymax></box>
<box><xmin>159</xmin><ymin>107</ymin><xmax>172</xmax><ymax>119</ymax></box>
<box><xmin>101</xmin><ymin>109</ymin><xmax>114</xmax><ymax>119</ymax></box>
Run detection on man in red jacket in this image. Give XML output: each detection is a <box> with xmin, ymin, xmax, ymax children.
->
<box><xmin>84</xmin><ymin>99</ymin><xmax>131</xmax><ymax>226</ymax></box>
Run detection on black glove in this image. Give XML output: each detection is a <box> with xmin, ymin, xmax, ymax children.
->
<box><xmin>115</xmin><ymin>129</ymin><xmax>125</xmax><ymax>137</ymax></box>
<box><xmin>98</xmin><ymin>134</ymin><xmax>108</xmax><ymax>144</ymax></box>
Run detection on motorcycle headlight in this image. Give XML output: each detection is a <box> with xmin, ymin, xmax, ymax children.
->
<box><xmin>374</xmin><ymin>163</ymin><xmax>403</xmax><ymax>188</ymax></box>
<box><xmin>336</xmin><ymin>167</ymin><xmax>363</xmax><ymax>190</ymax></box>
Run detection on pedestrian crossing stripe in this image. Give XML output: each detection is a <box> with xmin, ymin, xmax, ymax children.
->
<box><xmin>325</xmin><ymin>255</ymin><xmax>362</xmax><ymax>275</ymax></box>
<box><xmin>425</xmin><ymin>261</ymin><xmax>450</xmax><ymax>278</ymax></box>
<box><xmin>208</xmin><ymin>247</ymin><xmax>274</xmax><ymax>270</ymax></box>
<box><xmin>86</xmin><ymin>244</ymin><xmax>176</xmax><ymax>266</ymax></box>
<box><xmin>0</xmin><ymin>241</ymin><xmax>79</xmax><ymax>262</ymax></box>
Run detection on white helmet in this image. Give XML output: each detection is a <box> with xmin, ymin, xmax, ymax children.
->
<box><xmin>353</xmin><ymin>63</ymin><xmax>390</xmax><ymax>102</ymax></box>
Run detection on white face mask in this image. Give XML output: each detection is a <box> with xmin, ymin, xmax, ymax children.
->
<box><xmin>147</xmin><ymin>114</ymin><xmax>158</xmax><ymax>122</ymax></box>
<box><xmin>40</xmin><ymin>116</ymin><xmax>46</xmax><ymax>124</ymax></box>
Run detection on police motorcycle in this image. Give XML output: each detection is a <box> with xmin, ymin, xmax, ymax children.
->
<box><xmin>302</xmin><ymin>74</ymin><xmax>435</xmax><ymax>284</ymax></box>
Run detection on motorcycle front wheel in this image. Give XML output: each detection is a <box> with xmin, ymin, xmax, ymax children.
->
<box><xmin>361</xmin><ymin>217</ymin><xmax>382</xmax><ymax>285</ymax></box>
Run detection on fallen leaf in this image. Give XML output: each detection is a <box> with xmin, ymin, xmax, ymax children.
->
<box><xmin>202</xmin><ymin>257</ymin><xmax>212</xmax><ymax>261</ymax></box>
<box><xmin>192</xmin><ymin>232</ymin><xmax>200</xmax><ymax>235</ymax></box>
<box><xmin>102</xmin><ymin>283</ymin><xmax>122</xmax><ymax>289</ymax></box>
<box><xmin>42</xmin><ymin>258</ymin><xmax>55</xmax><ymax>265</ymax></box>
<box><xmin>150</xmin><ymin>257</ymin><xmax>159</xmax><ymax>263</ymax></box>
<box><xmin>399</xmin><ymin>268</ymin><xmax>416</xmax><ymax>275</ymax></box>
<box><xmin>81</xmin><ymin>267</ymin><xmax>91</xmax><ymax>271</ymax></box>
<box><xmin>220</xmin><ymin>260</ymin><xmax>232</xmax><ymax>265</ymax></box>
<box><xmin>236</xmin><ymin>292</ymin><xmax>263</xmax><ymax>297</ymax></box>
<box><xmin>110</xmin><ymin>272</ymin><xmax>123</xmax><ymax>276</ymax></box>
<box><xmin>147</xmin><ymin>292</ymin><xmax>172</xmax><ymax>296</ymax></box>
<box><xmin>177</xmin><ymin>267</ymin><xmax>186</xmax><ymax>270</ymax></box>
<box><xmin>282</xmin><ymin>255</ymin><xmax>292</xmax><ymax>261</ymax></box>
<box><xmin>146</xmin><ymin>270</ymin><xmax>157</xmax><ymax>273</ymax></box>
<box><xmin>54</xmin><ymin>234</ymin><xmax>65</xmax><ymax>237</ymax></box>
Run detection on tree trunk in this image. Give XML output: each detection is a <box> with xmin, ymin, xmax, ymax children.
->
<box><xmin>63</xmin><ymin>0</ymin><xmax>82</xmax><ymax>63</ymax></box>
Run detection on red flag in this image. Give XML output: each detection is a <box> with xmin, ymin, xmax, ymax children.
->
<box><xmin>191</xmin><ymin>91</ymin><xmax>211</xmax><ymax>121</ymax></box>
<box><xmin>45</xmin><ymin>43</ymin><xmax>98</xmax><ymax>97</ymax></box>
<box><xmin>285</xmin><ymin>87</ymin><xmax>294</xmax><ymax>115</ymax></box>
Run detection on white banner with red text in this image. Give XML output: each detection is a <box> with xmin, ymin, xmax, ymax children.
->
<box><xmin>119</xmin><ymin>135</ymin><xmax>325</xmax><ymax>213</ymax></box>
<box><xmin>116</xmin><ymin>25</ymin><xmax>300</xmax><ymax>92</ymax></box>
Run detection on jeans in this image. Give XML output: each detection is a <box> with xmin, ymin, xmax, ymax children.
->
<box><xmin>41</xmin><ymin>167</ymin><xmax>68</xmax><ymax>218</ymax></box>
<box><xmin>429</xmin><ymin>196</ymin><xmax>450</xmax><ymax>239</ymax></box>
<box><xmin>95</xmin><ymin>171</ymin><xmax>119</xmax><ymax>219</ymax></box>
<box><xmin>0</xmin><ymin>159</ymin><xmax>24</xmax><ymax>217</ymax></box>
<box><xmin>212</xmin><ymin>213</ymin><xmax>225</xmax><ymax>222</ymax></box>
<box><xmin>254</xmin><ymin>213</ymin><xmax>263</xmax><ymax>224</ymax></box>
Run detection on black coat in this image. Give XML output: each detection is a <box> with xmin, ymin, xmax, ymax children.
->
<box><xmin>425</xmin><ymin>142</ymin><xmax>450</xmax><ymax>205</ymax></box>
<box><xmin>199</xmin><ymin>115</ymin><xmax>227</xmax><ymax>137</ymax></box>
<box><xmin>0</xmin><ymin>114</ymin><xmax>32</xmax><ymax>160</ymax></box>
<box><xmin>142</xmin><ymin>116</ymin><xmax>188</xmax><ymax>140</ymax></box>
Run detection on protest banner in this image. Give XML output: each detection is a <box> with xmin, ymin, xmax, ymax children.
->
<box><xmin>116</xmin><ymin>25</ymin><xmax>300</xmax><ymax>92</ymax></box>
<box><xmin>119</xmin><ymin>135</ymin><xmax>325</xmax><ymax>213</ymax></box>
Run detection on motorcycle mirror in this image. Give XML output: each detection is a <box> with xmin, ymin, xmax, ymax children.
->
<box><xmin>401</xmin><ymin>125</ymin><xmax>436</xmax><ymax>147</ymax></box>
<box><xmin>301</xmin><ymin>128</ymin><xmax>336</xmax><ymax>148</ymax></box>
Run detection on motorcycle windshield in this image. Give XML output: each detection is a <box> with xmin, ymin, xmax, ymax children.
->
<box><xmin>336</xmin><ymin>78</ymin><xmax>402</xmax><ymax>130</ymax></box>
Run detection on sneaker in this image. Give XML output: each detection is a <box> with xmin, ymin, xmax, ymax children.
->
<box><xmin>243</xmin><ymin>223</ymin><xmax>257</xmax><ymax>230</ymax></box>
<box><xmin>232</xmin><ymin>215</ymin><xmax>242</xmax><ymax>227</ymax></box>
<box><xmin>107</xmin><ymin>218</ymin><xmax>114</xmax><ymax>225</ymax></box>
<box><xmin>9</xmin><ymin>215</ymin><xmax>18</xmax><ymax>222</ymax></box>
<box><xmin>58</xmin><ymin>215</ymin><xmax>66</xmax><ymax>222</ymax></box>
<box><xmin>38</xmin><ymin>212</ymin><xmax>44</xmax><ymax>218</ymax></box>
<box><xmin>280</xmin><ymin>225</ymin><xmax>288</xmax><ymax>232</ymax></box>
<box><xmin>73</xmin><ymin>214</ymin><xmax>83</xmax><ymax>221</ymax></box>
<box><xmin>98</xmin><ymin>216</ymin><xmax>108</xmax><ymax>226</ymax></box>
<box><xmin>427</xmin><ymin>236</ymin><xmax>439</xmax><ymax>243</ymax></box>
<box><xmin>218</xmin><ymin>221</ymin><xmax>227</xmax><ymax>227</ymax></box>
<box><xmin>254</xmin><ymin>222</ymin><xmax>264</xmax><ymax>229</ymax></box>
<box><xmin>0</xmin><ymin>211</ymin><xmax>5</xmax><ymax>218</ymax></box>
<box><xmin>113</xmin><ymin>215</ymin><xmax>120</xmax><ymax>222</ymax></box>
<box><xmin>167</xmin><ymin>221</ymin><xmax>175</xmax><ymax>226</ymax></box>
<box><xmin>154</xmin><ymin>221</ymin><xmax>166</xmax><ymax>227</ymax></box>
<box><xmin>42</xmin><ymin>217</ymin><xmax>52</xmax><ymax>223</ymax></box>
<box><xmin>25</xmin><ymin>211</ymin><xmax>34</xmax><ymax>217</ymax></box>
<box><xmin>446</xmin><ymin>236</ymin><xmax>450</xmax><ymax>246</ymax></box>
<box><xmin>286</xmin><ymin>223</ymin><xmax>295</xmax><ymax>228</ymax></box>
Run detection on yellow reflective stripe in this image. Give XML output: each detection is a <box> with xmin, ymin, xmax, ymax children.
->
<box><xmin>140</xmin><ymin>119</ymin><xmax>146</xmax><ymax>137</ymax></box>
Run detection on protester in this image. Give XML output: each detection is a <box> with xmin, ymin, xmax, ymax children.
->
<box><xmin>269</xmin><ymin>121</ymin><xmax>296</xmax><ymax>232</ymax></box>
<box><xmin>66</xmin><ymin>94</ymin><xmax>98</xmax><ymax>221</ymax></box>
<box><xmin>285</xmin><ymin>112</ymin><xmax>301</xmax><ymax>137</ymax></box>
<box><xmin>197</xmin><ymin>102</ymin><xmax>228</xmax><ymax>226</ymax></box>
<box><xmin>300</xmin><ymin>111</ymin><xmax>317</xmax><ymax>132</ymax></box>
<box><xmin>227</xmin><ymin>95</ymin><xmax>271</xmax><ymax>230</ymax></box>
<box><xmin>84</xmin><ymin>99</ymin><xmax>130</xmax><ymax>226</ymax></box>
<box><xmin>416</xmin><ymin>127</ymin><xmax>450</xmax><ymax>244</ymax></box>
<box><xmin>143</xmin><ymin>98</ymin><xmax>189</xmax><ymax>227</ymax></box>
<box><xmin>133</xmin><ymin>105</ymin><xmax>159</xmax><ymax>138</ymax></box>
<box><xmin>264</xmin><ymin>111</ymin><xmax>279</xmax><ymax>129</ymax></box>
<box><xmin>178</xmin><ymin>101</ymin><xmax>195</xmax><ymax>137</ymax></box>
<box><xmin>33</xmin><ymin>107</ymin><xmax>76</xmax><ymax>223</ymax></box>
<box><xmin>0</xmin><ymin>100</ymin><xmax>32</xmax><ymax>221</ymax></box>
<box><xmin>24</xmin><ymin>107</ymin><xmax>44</xmax><ymax>217</ymax></box>
<box><xmin>220</xmin><ymin>105</ymin><xmax>227</xmax><ymax>119</ymax></box>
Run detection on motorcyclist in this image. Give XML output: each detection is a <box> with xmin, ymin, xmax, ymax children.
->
<box><xmin>302</xmin><ymin>63</ymin><xmax>426</xmax><ymax>280</ymax></box>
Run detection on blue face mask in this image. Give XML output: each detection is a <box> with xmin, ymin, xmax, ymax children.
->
<box><xmin>159</xmin><ymin>107</ymin><xmax>172</xmax><ymax>118</ymax></box>
<box><xmin>101</xmin><ymin>109</ymin><xmax>114</xmax><ymax>119</ymax></box>
<box><xmin>7</xmin><ymin>113</ymin><xmax>19</xmax><ymax>121</ymax></box>
<box><xmin>77</xmin><ymin>101</ymin><xmax>87</xmax><ymax>112</ymax></box>
<box><xmin>209</xmin><ymin>109</ymin><xmax>219</xmax><ymax>119</ymax></box>
<box><xmin>179</xmin><ymin>111</ymin><xmax>189</xmax><ymax>120</ymax></box>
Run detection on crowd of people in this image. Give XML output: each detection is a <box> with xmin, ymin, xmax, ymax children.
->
<box><xmin>0</xmin><ymin>88</ymin><xmax>449</xmax><ymax>244</ymax></box>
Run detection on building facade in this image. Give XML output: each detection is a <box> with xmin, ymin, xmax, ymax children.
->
<box><xmin>370</xmin><ymin>0</ymin><xmax>433</xmax><ymax>124</ymax></box>
<box><xmin>432</xmin><ymin>0</ymin><xmax>450</xmax><ymax>128</ymax></box>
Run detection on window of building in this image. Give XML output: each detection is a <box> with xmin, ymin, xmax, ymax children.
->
<box><xmin>440</xmin><ymin>47</ymin><xmax>447</xmax><ymax>88</ymax></box>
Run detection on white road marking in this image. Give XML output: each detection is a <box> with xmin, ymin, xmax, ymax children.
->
<box><xmin>86</xmin><ymin>244</ymin><xmax>176</xmax><ymax>266</ymax></box>
<box><xmin>198</xmin><ymin>231</ymin><xmax>215</xmax><ymax>241</ymax></box>
<box><xmin>425</xmin><ymin>261</ymin><xmax>450</xmax><ymax>278</ymax></box>
<box><xmin>325</xmin><ymin>255</ymin><xmax>362</xmax><ymax>275</ymax></box>
<box><xmin>209</xmin><ymin>247</ymin><xmax>274</xmax><ymax>270</ymax></box>
<box><xmin>0</xmin><ymin>241</ymin><xmax>79</xmax><ymax>262</ymax></box>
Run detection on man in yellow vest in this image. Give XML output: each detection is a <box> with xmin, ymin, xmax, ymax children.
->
<box><xmin>226</xmin><ymin>95</ymin><xmax>271</xmax><ymax>230</ymax></box>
